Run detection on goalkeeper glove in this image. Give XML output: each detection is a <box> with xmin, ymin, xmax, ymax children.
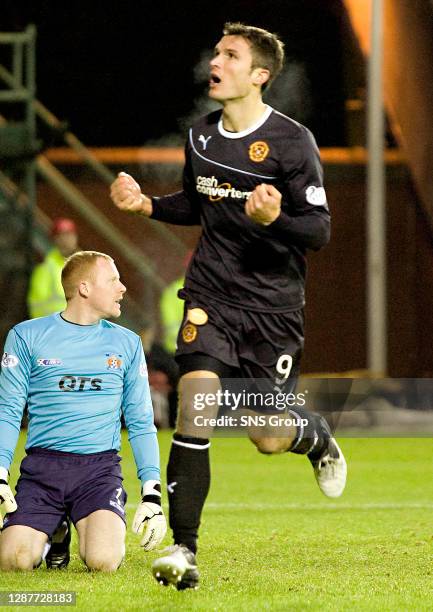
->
<box><xmin>132</xmin><ymin>480</ymin><xmax>167</xmax><ymax>551</ymax></box>
<box><xmin>0</xmin><ymin>466</ymin><xmax>17</xmax><ymax>528</ymax></box>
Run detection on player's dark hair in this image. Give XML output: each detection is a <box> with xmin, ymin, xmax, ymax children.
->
<box><xmin>223</xmin><ymin>22</ymin><xmax>284</xmax><ymax>90</ymax></box>
<box><xmin>62</xmin><ymin>250</ymin><xmax>113</xmax><ymax>300</ymax></box>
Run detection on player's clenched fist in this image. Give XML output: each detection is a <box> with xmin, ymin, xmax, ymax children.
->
<box><xmin>245</xmin><ymin>183</ymin><xmax>282</xmax><ymax>226</ymax></box>
<box><xmin>110</xmin><ymin>172</ymin><xmax>153</xmax><ymax>216</ymax></box>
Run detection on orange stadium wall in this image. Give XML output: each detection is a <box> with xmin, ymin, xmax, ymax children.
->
<box><xmin>344</xmin><ymin>0</ymin><xmax>433</xmax><ymax>225</ymax></box>
<box><xmin>27</xmin><ymin>153</ymin><xmax>433</xmax><ymax>377</ymax></box>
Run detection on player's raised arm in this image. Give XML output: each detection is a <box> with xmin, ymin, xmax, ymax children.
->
<box><xmin>110</xmin><ymin>172</ymin><xmax>153</xmax><ymax>216</ymax></box>
<box><xmin>245</xmin><ymin>183</ymin><xmax>282</xmax><ymax>226</ymax></box>
<box><xmin>246</xmin><ymin>128</ymin><xmax>330</xmax><ymax>251</ymax></box>
<box><xmin>110</xmin><ymin>142</ymin><xmax>201</xmax><ymax>226</ymax></box>
<box><xmin>278</xmin><ymin>127</ymin><xmax>330</xmax><ymax>250</ymax></box>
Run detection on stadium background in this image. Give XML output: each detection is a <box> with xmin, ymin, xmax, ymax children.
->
<box><xmin>2</xmin><ymin>0</ymin><xmax>433</xmax><ymax>377</ymax></box>
<box><xmin>0</xmin><ymin>2</ymin><xmax>432</xmax><ymax>609</ymax></box>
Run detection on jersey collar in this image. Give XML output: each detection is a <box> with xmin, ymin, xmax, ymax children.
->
<box><xmin>217</xmin><ymin>105</ymin><xmax>273</xmax><ymax>139</ymax></box>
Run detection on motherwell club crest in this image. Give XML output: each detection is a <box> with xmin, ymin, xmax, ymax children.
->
<box><xmin>182</xmin><ymin>323</ymin><xmax>197</xmax><ymax>343</ymax></box>
<box><xmin>248</xmin><ymin>141</ymin><xmax>269</xmax><ymax>162</ymax></box>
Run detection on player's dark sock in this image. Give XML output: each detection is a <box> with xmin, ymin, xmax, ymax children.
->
<box><xmin>287</xmin><ymin>407</ymin><xmax>331</xmax><ymax>459</ymax></box>
<box><xmin>167</xmin><ymin>433</ymin><xmax>210</xmax><ymax>555</ymax></box>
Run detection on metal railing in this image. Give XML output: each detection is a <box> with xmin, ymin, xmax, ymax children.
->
<box><xmin>1</xmin><ymin>25</ymin><xmax>189</xmax><ymax>329</ymax></box>
<box><xmin>0</xmin><ymin>56</ymin><xmax>187</xmax><ymax>259</ymax></box>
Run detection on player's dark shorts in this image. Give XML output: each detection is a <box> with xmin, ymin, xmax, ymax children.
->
<box><xmin>2</xmin><ymin>448</ymin><xmax>127</xmax><ymax>537</ymax></box>
<box><xmin>175</xmin><ymin>293</ymin><xmax>304</xmax><ymax>386</ymax></box>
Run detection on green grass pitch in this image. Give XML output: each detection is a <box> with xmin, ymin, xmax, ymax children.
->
<box><xmin>0</xmin><ymin>431</ymin><xmax>432</xmax><ymax>611</ymax></box>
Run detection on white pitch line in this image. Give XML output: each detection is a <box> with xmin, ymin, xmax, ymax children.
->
<box><xmin>125</xmin><ymin>502</ymin><xmax>433</xmax><ymax>510</ymax></box>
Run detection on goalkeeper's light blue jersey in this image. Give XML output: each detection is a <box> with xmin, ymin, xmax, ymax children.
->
<box><xmin>0</xmin><ymin>313</ymin><xmax>159</xmax><ymax>484</ymax></box>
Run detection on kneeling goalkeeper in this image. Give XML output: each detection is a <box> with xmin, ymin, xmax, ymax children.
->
<box><xmin>0</xmin><ymin>251</ymin><xmax>166</xmax><ymax>571</ymax></box>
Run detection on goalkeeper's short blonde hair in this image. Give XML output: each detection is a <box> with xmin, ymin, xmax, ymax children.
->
<box><xmin>61</xmin><ymin>251</ymin><xmax>113</xmax><ymax>300</ymax></box>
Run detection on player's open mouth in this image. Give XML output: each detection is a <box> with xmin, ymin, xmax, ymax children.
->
<box><xmin>209</xmin><ymin>74</ymin><xmax>221</xmax><ymax>86</ymax></box>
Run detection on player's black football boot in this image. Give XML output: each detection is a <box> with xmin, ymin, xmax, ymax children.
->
<box><xmin>46</xmin><ymin>518</ymin><xmax>71</xmax><ymax>569</ymax></box>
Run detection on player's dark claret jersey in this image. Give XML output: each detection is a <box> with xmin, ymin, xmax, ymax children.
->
<box><xmin>151</xmin><ymin>106</ymin><xmax>330</xmax><ymax>312</ymax></box>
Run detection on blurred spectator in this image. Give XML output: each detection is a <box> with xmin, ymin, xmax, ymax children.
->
<box><xmin>159</xmin><ymin>251</ymin><xmax>192</xmax><ymax>354</ymax></box>
<box><xmin>140</xmin><ymin>323</ymin><xmax>179</xmax><ymax>429</ymax></box>
<box><xmin>27</xmin><ymin>218</ymin><xmax>78</xmax><ymax>318</ymax></box>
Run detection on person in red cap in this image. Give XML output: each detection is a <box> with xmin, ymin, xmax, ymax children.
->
<box><xmin>27</xmin><ymin>218</ymin><xmax>78</xmax><ymax>318</ymax></box>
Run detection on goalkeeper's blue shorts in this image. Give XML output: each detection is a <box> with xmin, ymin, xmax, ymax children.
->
<box><xmin>2</xmin><ymin>447</ymin><xmax>127</xmax><ymax>536</ymax></box>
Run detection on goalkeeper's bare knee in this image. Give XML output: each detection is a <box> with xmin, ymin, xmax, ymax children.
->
<box><xmin>85</xmin><ymin>551</ymin><xmax>123</xmax><ymax>572</ymax></box>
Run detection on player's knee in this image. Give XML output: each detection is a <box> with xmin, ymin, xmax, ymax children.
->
<box><xmin>85</xmin><ymin>551</ymin><xmax>123</xmax><ymax>572</ymax></box>
<box><xmin>177</xmin><ymin>416</ymin><xmax>212</xmax><ymax>439</ymax></box>
<box><xmin>177</xmin><ymin>371</ymin><xmax>220</xmax><ymax>436</ymax></box>
<box><xmin>252</xmin><ymin>437</ymin><xmax>291</xmax><ymax>455</ymax></box>
<box><xmin>82</xmin><ymin>543</ymin><xmax>125</xmax><ymax>572</ymax></box>
<box><xmin>178</xmin><ymin>371</ymin><xmax>220</xmax><ymax>407</ymax></box>
<box><xmin>0</xmin><ymin>543</ymin><xmax>36</xmax><ymax>571</ymax></box>
<box><xmin>176</xmin><ymin>404</ymin><xmax>216</xmax><ymax>438</ymax></box>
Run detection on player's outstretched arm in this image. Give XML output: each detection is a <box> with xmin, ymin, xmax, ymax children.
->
<box><xmin>110</xmin><ymin>172</ymin><xmax>153</xmax><ymax>216</ymax></box>
<box><xmin>0</xmin><ymin>467</ymin><xmax>17</xmax><ymax>528</ymax></box>
<box><xmin>132</xmin><ymin>480</ymin><xmax>167</xmax><ymax>551</ymax></box>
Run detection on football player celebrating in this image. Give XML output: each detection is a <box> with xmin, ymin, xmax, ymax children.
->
<box><xmin>0</xmin><ymin>251</ymin><xmax>166</xmax><ymax>571</ymax></box>
<box><xmin>110</xmin><ymin>22</ymin><xmax>346</xmax><ymax>589</ymax></box>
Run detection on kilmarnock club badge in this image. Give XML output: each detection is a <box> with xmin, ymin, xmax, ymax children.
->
<box><xmin>106</xmin><ymin>354</ymin><xmax>123</xmax><ymax>370</ymax></box>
